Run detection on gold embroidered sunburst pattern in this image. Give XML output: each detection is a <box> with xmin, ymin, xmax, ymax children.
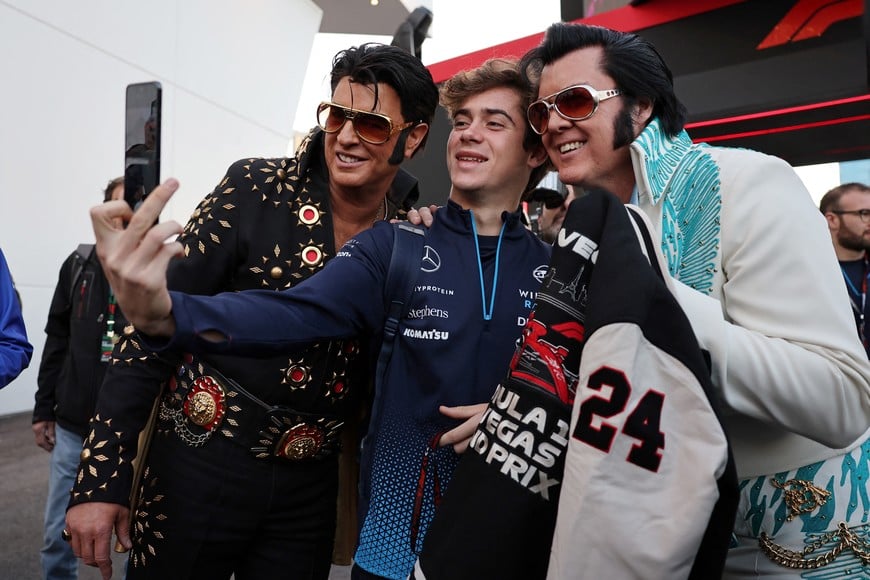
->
<box><xmin>179</xmin><ymin>173</ymin><xmax>239</xmax><ymax>258</ymax></box>
<box><xmin>324</xmin><ymin>339</ymin><xmax>361</xmax><ymax>403</ymax></box>
<box><xmin>296</xmin><ymin>239</ymin><xmax>328</xmax><ymax>272</ymax></box>
<box><xmin>291</xmin><ymin>177</ymin><xmax>325</xmax><ymax>233</ymax></box>
<box><xmin>128</xmin><ymin>468</ymin><xmax>169</xmax><ymax>569</ymax></box>
<box><xmin>71</xmin><ymin>413</ymin><xmax>129</xmax><ymax>502</ymax></box>
<box><xmin>249</xmin><ymin>244</ymin><xmax>298</xmax><ymax>289</ymax></box>
<box><xmin>279</xmin><ymin>339</ymin><xmax>361</xmax><ymax>402</ymax></box>
<box><xmin>281</xmin><ymin>354</ymin><xmax>314</xmax><ymax>391</ymax></box>
<box><xmin>111</xmin><ymin>332</ymin><xmax>157</xmax><ymax>366</ymax></box>
<box><xmin>257</xmin><ymin>158</ymin><xmax>300</xmax><ymax>207</ymax></box>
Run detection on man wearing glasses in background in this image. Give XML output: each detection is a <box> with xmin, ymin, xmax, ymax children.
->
<box><xmin>517</xmin><ymin>23</ymin><xmax>870</xmax><ymax>578</ymax></box>
<box><xmin>530</xmin><ymin>182</ymin><xmax>577</xmax><ymax>244</ymax></box>
<box><xmin>820</xmin><ymin>182</ymin><xmax>870</xmax><ymax>359</ymax></box>
<box><xmin>64</xmin><ymin>43</ymin><xmax>438</xmax><ymax>580</ymax></box>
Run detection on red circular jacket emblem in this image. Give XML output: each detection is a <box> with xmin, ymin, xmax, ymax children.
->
<box><xmin>183</xmin><ymin>376</ymin><xmax>226</xmax><ymax>431</ymax></box>
<box><xmin>301</xmin><ymin>245</ymin><xmax>323</xmax><ymax>267</ymax></box>
<box><xmin>286</xmin><ymin>364</ymin><xmax>309</xmax><ymax>386</ymax></box>
<box><xmin>298</xmin><ymin>204</ymin><xmax>320</xmax><ymax>225</ymax></box>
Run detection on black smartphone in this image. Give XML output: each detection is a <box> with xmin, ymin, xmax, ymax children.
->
<box><xmin>124</xmin><ymin>81</ymin><xmax>162</xmax><ymax>212</ymax></box>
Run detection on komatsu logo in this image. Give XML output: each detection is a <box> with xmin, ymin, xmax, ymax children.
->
<box><xmin>403</xmin><ymin>328</ymin><xmax>450</xmax><ymax>340</ymax></box>
<box><xmin>556</xmin><ymin>231</ymin><xmax>599</xmax><ymax>263</ymax></box>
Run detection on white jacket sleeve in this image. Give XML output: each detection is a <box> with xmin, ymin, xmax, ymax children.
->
<box><xmin>671</xmin><ymin>148</ymin><xmax>870</xmax><ymax>449</ymax></box>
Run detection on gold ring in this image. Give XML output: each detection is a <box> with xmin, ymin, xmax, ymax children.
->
<box><xmin>61</xmin><ymin>528</ymin><xmax>72</xmax><ymax>542</ymax></box>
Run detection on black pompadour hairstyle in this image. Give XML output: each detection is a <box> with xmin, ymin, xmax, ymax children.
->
<box><xmin>519</xmin><ymin>23</ymin><xmax>688</xmax><ymax>138</ymax></box>
<box><xmin>330</xmin><ymin>43</ymin><xmax>439</xmax><ymax>155</ymax></box>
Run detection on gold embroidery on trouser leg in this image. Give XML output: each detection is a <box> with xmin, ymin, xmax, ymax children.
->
<box><xmin>771</xmin><ymin>478</ymin><xmax>832</xmax><ymax>521</ymax></box>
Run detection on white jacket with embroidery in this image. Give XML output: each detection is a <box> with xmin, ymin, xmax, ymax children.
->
<box><xmin>630</xmin><ymin>118</ymin><xmax>870</xmax><ymax>478</ymax></box>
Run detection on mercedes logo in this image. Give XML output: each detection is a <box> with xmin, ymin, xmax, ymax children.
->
<box><xmin>421</xmin><ymin>245</ymin><xmax>441</xmax><ymax>273</ymax></box>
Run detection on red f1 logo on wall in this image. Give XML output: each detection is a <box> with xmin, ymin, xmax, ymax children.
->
<box><xmin>758</xmin><ymin>0</ymin><xmax>864</xmax><ymax>49</ymax></box>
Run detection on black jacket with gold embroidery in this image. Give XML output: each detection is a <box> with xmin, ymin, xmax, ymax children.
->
<box><xmin>69</xmin><ymin>130</ymin><xmax>420</xmax><ymax>510</ymax></box>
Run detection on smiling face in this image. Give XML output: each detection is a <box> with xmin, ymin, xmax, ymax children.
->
<box><xmin>446</xmin><ymin>86</ymin><xmax>546</xmax><ymax>206</ymax></box>
<box><xmin>324</xmin><ymin>77</ymin><xmax>426</xmax><ymax>199</ymax></box>
<box><xmin>537</xmin><ymin>46</ymin><xmax>650</xmax><ymax>202</ymax></box>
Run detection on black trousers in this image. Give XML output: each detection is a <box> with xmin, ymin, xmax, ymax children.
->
<box><xmin>125</xmin><ymin>431</ymin><xmax>339</xmax><ymax>580</ymax></box>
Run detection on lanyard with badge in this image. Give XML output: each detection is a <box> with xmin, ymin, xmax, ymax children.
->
<box><xmin>100</xmin><ymin>291</ymin><xmax>118</xmax><ymax>362</ymax></box>
<box><xmin>841</xmin><ymin>255</ymin><xmax>869</xmax><ymax>348</ymax></box>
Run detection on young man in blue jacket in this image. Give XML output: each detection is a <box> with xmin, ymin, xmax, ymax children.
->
<box><xmin>87</xmin><ymin>59</ymin><xmax>550</xmax><ymax>580</ymax></box>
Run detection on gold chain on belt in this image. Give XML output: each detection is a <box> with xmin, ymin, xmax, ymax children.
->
<box><xmin>758</xmin><ymin>478</ymin><xmax>870</xmax><ymax>569</ymax></box>
<box><xmin>160</xmin><ymin>402</ymin><xmax>214</xmax><ymax>447</ymax></box>
<box><xmin>759</xmin><ymin>521</ymin><xmax>870</xmax><ymax>569</ymax></box>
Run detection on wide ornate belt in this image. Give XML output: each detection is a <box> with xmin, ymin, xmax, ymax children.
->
<box><xmin>160</xmin><ymin>357</ymin><xmax>343</xmax><ymax>461</ymax></box>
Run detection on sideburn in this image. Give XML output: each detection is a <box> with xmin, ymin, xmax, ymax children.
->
<box><xmin>612</xmin><ymin>103</ymin><xmax>637</xmax><ymax>150</ymax></box>
<box><xmin>388</xmin><ymin>130</ymin><xmax>411</xmax><ymax>165</ymax></box>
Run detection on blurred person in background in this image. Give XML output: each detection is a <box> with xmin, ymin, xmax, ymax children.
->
<box><xmin>820</xmin><ymin>182</ymin><xmax>870</xmax><ymax>359</ymax></box>
<box><xmin>532</xmin><ymin>182</ymin><xmax>577</xmax><ymax>243</ymax></box>
<box><xmin>33</xmin><ymin>178</ymin><xmax>126</xmax><ymax>580</ymax></box>
<box><xmin>0</xmin><ymin>246</ymin><xmax>32</xmax><ymax>388</ymax></box>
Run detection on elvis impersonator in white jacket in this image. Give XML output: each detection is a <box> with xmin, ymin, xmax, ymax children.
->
<box><xmin>629</xmin><ymin>118</ymin><xmax>870</xmax><ymax>577</ymax></box>
<box><xmin>511</xmin><ymin>21</ymin><xmax>870</xmax><ymax>578</ymax></box>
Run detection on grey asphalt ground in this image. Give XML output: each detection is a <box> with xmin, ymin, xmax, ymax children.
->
<box><xmin>0</xmin><ymin>411</ymin><xmax>351</xmax><ymax>580</ymax></box>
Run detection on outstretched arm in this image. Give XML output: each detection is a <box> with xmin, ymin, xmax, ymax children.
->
<box><xmin>90</xmin><ymin>179</ymin><xmax>183</xmax><ymax>336</ymax></box>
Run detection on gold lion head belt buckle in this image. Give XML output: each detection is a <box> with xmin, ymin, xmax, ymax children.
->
<box><xmin>161</xmin><ymin>373</ymin><xmax>228</xmax><ymax>448</ymax></box>
<box><xmin>184</xmin><ymin>375</ymin><xmax>226</xmax><ymax>431</ymax></box>
<box><xmin>252</xmin><ymin>408</ymin><xmax>343</xmax><ymax>461</ymax></box>
<box><xmin>169</xmin><ymin>363</ymin><xmax>343</xmax><ymax>460</ymax></box>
